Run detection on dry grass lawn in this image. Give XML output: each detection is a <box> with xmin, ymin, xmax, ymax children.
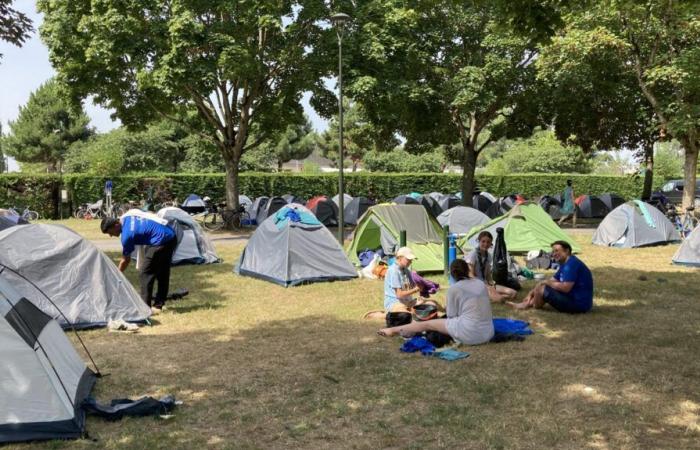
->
<box><xmin>8</xmin><ymin>225</ymin><xmax>700</xmax><ymax>449</ymax></box>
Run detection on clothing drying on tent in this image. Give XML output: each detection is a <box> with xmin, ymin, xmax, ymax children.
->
<box><xmin>180</xmin><ymin>194</ymin><xmax>207</xmax><ymax>214</ymax></box>
<box><xmin>0</xmin><ymin>277</ymin><xmax>96</xmax><ymax>443</ymax></box>
<box><xmin>157</xmin><ymin>207</ymin><xmax>220</xmax><ymax>265</ymax></box>
<box><xmin>343</xmin><ymin>196</ymin><xmax>374</xmax><ymax>225</ymax></box>
<box><xmin>347</xmin><ymin>204</ymin><xmax>445</xmax><ymax>272</ymax></box>
<box><xmin>598</xmin><ymin>193</ymin><xmax>625</xmax><ymax>212</ymax></box>
<box><xmin>672</xmin><ymin>223</ymin><xmax>700</xmax><ymax>266</ymax></box>
<box><xmin>459</xmin><ymin>203</ymin><xmax>581</xmax><ymax>254</ymax></box>
<box><xmin>575</xmin><ymin>195</ymin><xmax>609</xmax><ymax>218</ymax></box>
<box><xmin>592</xmin><ymin>201</ymin><xmax>681</xmax><ymax>248</ymax></box>
<box><xmin>257</xmin><ymin>196</ymin><xmax>287</xmax><ymax>224</ymax></box>
<box><xmin>235</xmin><ymin>204</ymin><xmax>357</xmax><ymax>286</ymax></box>
<box><xmin>307</xmin><ymin>196</ymin><xmax>339</xmax><ymax>226</ymax></box>
<box><xmin>0</xmin><ymin>224</ymin><xmax>151</xmax><ymax>328</ymax></box>
<box><xmin>437</xmin><ymin>206</ymin><xmax>490</xmax><ymax>235</ymax></box>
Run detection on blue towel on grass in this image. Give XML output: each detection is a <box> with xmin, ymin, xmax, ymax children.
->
<box><xmin>491</xmin><ymin>318</ymin><xmax>532</xmax><ymax>342</ymax></box>
<box><xmin>433</xmin><ymin>349</ymin><xmax>470</xmax><ymax>361</ymax></box>
<box><xmin>400</xmin><ymin>336</ymin><xmax>435</xmax><ymax>355</ymax></box>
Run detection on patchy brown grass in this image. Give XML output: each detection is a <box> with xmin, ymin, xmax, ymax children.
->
<box><xmin>8</xmin><ymin>231</ymin><xmax>700</xmax><ymax>449</ymax></box>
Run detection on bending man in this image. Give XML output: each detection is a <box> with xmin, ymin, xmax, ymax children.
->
<box><xmin>101</xmin><ymin>211</ymin><xmax>177</xmax><ymax>313</ymax></box>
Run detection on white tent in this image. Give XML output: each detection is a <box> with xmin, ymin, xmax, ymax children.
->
<box><xmin>0</xmin><ymin>277</ymin><xmax>96</xmax><ymax>443</ymax></box>
<box><xmin>437</xmin><ymin>206</ymin><xmax>490</xmax><ymax>235</ymax></box>
<box><xmin>0</xmin><ymin>224</ymin><xmax>151</xmax><ymax>328</ymax></box>
<box><xmin>592</xmin><ymin>201</ymin><xmax>680</xmax><ymax>248</ymax></box>
<box><xmin>672</xmin><ymin>224</ymin><xmax>700</xmax><ymax>266</ymax></box>
<box><xmin>157</xmin><ymin>207</ymin><xmax>220</xmax><ymax>265</ymax></box>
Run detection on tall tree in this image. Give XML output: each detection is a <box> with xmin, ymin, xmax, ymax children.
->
<box><xmin>345</xmin><ymin>0</ymin><xmax>557</xmax><ymax>206</ymax></box>
<box><xmin>0</xmin><ymin>0</ymin><xmax>33</xmax><ymax>61</ymax></box>
<box><xmin>39</xmin><ymin>0</ymin><xmax>333</xmax><ymax>213</ymax></box>
<box><xmin>248</xmin><ymin>119</ymin><xmax>317</xmax><ymax>171</ymax></box>
<box><xmin>3</xmin><ymin>79</ymin><xmax>92</xmax><ymax>172</ymax></box>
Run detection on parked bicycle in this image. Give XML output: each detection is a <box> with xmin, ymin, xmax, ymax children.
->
<box><xmin>667</xmin><ymin>205</ymin><xmax>698</xmax><ymax>238</ymax></box>
<box><xmin>74</xmin><ymin>199</ymin><xmax>105</xmax><ymax>219</ymax></box>
<box><xmin>201</xmin><ymin>203</ymin><xmax>250</xmax><ymax>231</ymax></box>
<box><xmin>7</xmin><ymin>206</ymin><xmax>39</xmax><ymax>221</ymax></box>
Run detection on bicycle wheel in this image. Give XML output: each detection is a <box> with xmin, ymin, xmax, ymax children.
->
<box><xmin>26</xmin><ymin>210</ymin><xmax>40</xmax><ymax>221</ymax></box>
<box><xmin>203</xmin><ymin>212</ymin><xmax>224</xmax><ymax>231</ymax></box>
<box><xmin>74</xmin><ymin>209</ymin><xmax>86</xmax><ymax>219</ymax></box>
<box><xmin>237</xmin><ymin>211</ymin><xmax>251</xmax><ymax>228</ymax></box>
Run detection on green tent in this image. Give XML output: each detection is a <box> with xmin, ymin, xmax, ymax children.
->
<box><xmin>347</xmin><ymin>204</ymin><xmax>444</xmax><ymax>272</ymax></box>
<box><xmin>458</xmin><ymin>203</ymin><xmax>581</xmax><ymax>254</ymax></box>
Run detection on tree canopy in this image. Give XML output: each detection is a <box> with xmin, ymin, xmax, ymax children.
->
<box><xmin>0</xmin><ymin>0</ymin><xmax>33</xmax><ymax>61</ymax></box>
<box><xmin>3</xmin><ymin>79</ymin><xmax>92</xmax><ymax>172</ymax></box>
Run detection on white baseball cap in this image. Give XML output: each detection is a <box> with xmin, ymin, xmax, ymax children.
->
<box><xmin>395</xmin><ymin>247</ymin><xmax>417</xmax><ymax>260</ymax></box>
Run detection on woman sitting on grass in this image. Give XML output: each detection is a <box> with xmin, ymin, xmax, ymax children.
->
<box><xmin>465</xmin><ymin>231</ymin><xmax>517</xmax><ymax>304</ymax></box>
<box><xmin>378</xmin><ymin>259</ymin><xmax>494</xmax><ymax>345</ymax></box>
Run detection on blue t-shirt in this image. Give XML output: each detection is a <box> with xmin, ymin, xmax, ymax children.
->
<box><xmin>383</xmin><ymin>263</ymin><xmax>415</xmax><ymax>311</ymax></box>
<box><xmin>553</xmin><ymin>255</ymin><xmax>593</xmax><ymax>310</ymax></box>
<box><xmin>121</xmin><ymin>216</ymin><xmax>176</xmax><ymax>256</ymax></box>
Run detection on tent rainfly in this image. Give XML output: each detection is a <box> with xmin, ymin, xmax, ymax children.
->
<box><xmin>0</xmin><ymin>224</ymin><xmax>151</xmax><ymax>328</ymax></box>
<box><xmin>437</xmin><ymin>206</ymin><xmax>490</xmax><ymax>235</ymax></box>
<box><xmin>672</xmin><ymin>223</ymin><xmax>700</xmax><ymax>266</ymax></box>
<box><xmin>157</xmin><ymin>207</ymin><xmax>220</xmax><ymax>265</ymax></box>
<box><xmin>0</xmin><ymin>277</ymin><xmax>96</xmax><ymax>443</ymax></box>
<box><xmin>347</xmin><ymin>204</ymin><xmax>445</xmax><ymax>272</ymax></box>
<box><xmin>235</xmin><ymin>204</ymin><xmax>357</xmax><ymax>286</ymax></box>
<box><xmin>343</xmin><ymin>197</ymin><xmax>374</xmax><ymax>225</ymax></box>
<box><xmin>307</xmin><ymin>196</ymin><xmax>339</xmax><ymax>226</ymax></box>
<box><xmin>180</xmin><ymin>194</ymin><xmax>207</xmax><ymax>214</ymax></box>
<box><xmin>592</xmin><ymin>201</ymin><xmax>681</xmax><ymax>248</ymax></box>
<box><xmin>575</xmin><ymin>195</ymin><xmax>609</xmax><ymax>218</ymax></box>
<box><xmin>257</xmin><ymin>196</ymin><xmax>287</xmax><ymax>224</ymax></box>
<box><xmin>460</xmin><ymin>203</ymin><xmax>581</xmax><ymax>253</ymax></box>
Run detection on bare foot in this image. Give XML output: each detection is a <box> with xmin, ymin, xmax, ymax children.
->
<box><xmin>506</xmin><ymin>301</ymin><xmax>529</xmax><ymax>310</ymax></box>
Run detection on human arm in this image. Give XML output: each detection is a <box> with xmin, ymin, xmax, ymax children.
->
<box><xmin>395</xmin><ymin>286</ymin><xmax>420</xmax><ymax>298</ymax></box>
<box><xmin>118</xmin><ymin>255</ymin><xmax>131</xmax><ymax>272</ymax></box>
<box><xmin>544</xmin><ymin>278</ymin><xmax>574</xmax><ymax>293</ymax></box>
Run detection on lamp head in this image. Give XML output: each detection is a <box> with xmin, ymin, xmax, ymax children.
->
<box><xmin>330</xmin><ymin>12</ymin><xmax>352</xmax><ymax>28</ymax></box>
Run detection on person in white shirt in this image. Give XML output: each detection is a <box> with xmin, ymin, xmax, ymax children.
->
<box><xmin>465</xmin><ymin>231</ymin><xmax>517</xmax><ymax>303</ymax></box>
<box><xmin>377</xmin><ymin>259</ymin><xmax>494</xmax><ymax>345</ymax></box>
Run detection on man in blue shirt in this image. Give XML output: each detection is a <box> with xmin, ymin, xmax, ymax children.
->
<box><xmin>101</xmin><ymin>214</ymin><xmax>177</xmax><ymax>312</ymax></box>
<box><xmin>507</xmin><ymin>241</ymin><xmax>593</xmax><ymax>313</ymax></box>
<box><xmin>384</xmin><ymin>247</ymin><xmax>422</xmax><ymax>312</ymax></box>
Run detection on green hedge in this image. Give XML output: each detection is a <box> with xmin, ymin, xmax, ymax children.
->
<box><xmin>1</xmin><ymin>172</ymin><xmax>643</xmax><ymax>218</ymax></box>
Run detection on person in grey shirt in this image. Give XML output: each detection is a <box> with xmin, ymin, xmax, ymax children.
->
<box><xmin>465</xmin><ymin>231</ymin><xmax>517</xmax><ymax>303</ymax></box>
<box><xmin>377</xmin><ymin>259</ymin><xmax>494</xmax><ymax>345</ymax></box>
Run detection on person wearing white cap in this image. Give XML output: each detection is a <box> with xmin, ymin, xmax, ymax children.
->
<box><xmin>383</xmin><ymin>247</ymin><xmax>422</xmax><ymax>312</ymax></box>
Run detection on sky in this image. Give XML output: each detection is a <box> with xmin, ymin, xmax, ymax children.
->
<box><xmin>0</xmin><ymin>2</ymin><xmax>329</xmax><ymax>171</ymax></box>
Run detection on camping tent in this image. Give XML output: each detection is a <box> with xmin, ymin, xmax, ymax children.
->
<box><xmin>0</xmin><ymin>277</ymin><xmax>96</xmax><ymax>444</ymax></box>
<box><xmin>249</xmin><ymin>197</ymin><xmax>269</xmax><ymax>223</ymax></box>
<box><xmin>332</xmin><ymin>193</ymin><xmax>353</xmax><ymax>208</ymax></box>
<box><xmin>235</xmin><ymin>204</ymin><xmax>357</xmax><ymax>286</ymax></box>
<box><xmin>239</xmin><ymin>195</ymin><xmax>253</xmax><ymax>211</ymax></box>
<box><xmin>257</xmin><ymin>196</ymin><xmax>287</xmax><ymax>224</ymax></box>
<box><xmin>283</xmin><ymin>194</ymin><xmax>305</xmax><ymax>205</ymax></box>
<box><xmin>180</xmin><ymin>194</ymin><xmax>207</xmax><ymax>214</ymax></box>
<box><xmin>592</xmin><ymin>201</ymin><xmax>681</xmax><ymax>248</ymax></box>
<box><xmin>418</xmin><ymin>195</ymin><xmax>442</xmax><ymax>218</ymax></box>
<box><xmin>347</xmin><ymin>204</ymin><xmax>445</xmax><ymax>272</ymax></box>
<box><xmin>460</xmin><ymin>203</ymin><xmax>581</xmax><ymax>253</ymax></box>
<box><xmin>0</xmin><ymin>224</ymin><xmax>151</xmax><ymax>328</ymax></box>
<box><xmin>471</xmin><ymin>194</ymin><xmax>493</xmax><ymax>213</ymax></box>
<box><xmin>157</xmin><ymin>207</ymin><xmax>220</xmax><ymax>265</ymax></box>
<box><xmin>576</xmin><ymin>195</ymin><xmax>609</xmax><ymax>218</ymax></box>
<box><xmin>598</xmin><ymin>193</ymin><xmax>625</xmax><ymax>211</ymax></box>
<box><xmin>437</xmin><ymin>206</ymin><xmax>490</xmax><ymax>235</ymax></box>
<box><xmin>308</xmin><ymin>196</ymin><xmax>339</xmax><ymax>226</ymax></box>
<box><xmin>437</xmin><ymin>194</ymin><xmax>461</xmax><ymax>213</ymax></box>
<box><xmin>392</xmin><ymin>195</ymin><xmax>420</xmax><ymax>205</ymax></box>
<box><xmin>485</xmin><ymin>195</ymin><xmax>523</xmax><ymax>218</ymax></box>
<box><xmin>343</xmin><ymin>196</ymin><xmax>374</xmax><ymax>225</ymax></box>
<box><xmin>672</xmin><ymin>224</ymin><xmax>700</xmax><ymax>266</ymax></box>
<box><xmin>0</xmin><ymin>215</ymin><xmax>27</xmax><ymax>231</ymax></box>
<box><xmin>539</xmin><ymin>195</ymin><xmax>563</xmax><ymax>220</ymax></box>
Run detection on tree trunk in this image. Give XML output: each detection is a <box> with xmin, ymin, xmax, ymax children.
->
<box><xmin>680</xmin><ymin>136</ymin><xmax>699</xmax><ymax>210</ymax></box>
<box><xmin>224</xmin><ymin>153</ymin><xmax>240</xmax><ymax>216</ymax></box>
<box><xmin>641</xmin><ymin>143</ymin><xmax>654</xmax><ymax>200</ymax></box>
<box><xmin>277</xmin><ymin>159</ymin><xmax>283</xmax><ymax>172</ymax></box>
<box><xmin>460</xmin><ymin>142</ymin><xmax>477</xmax><ymax>208</ymax></box>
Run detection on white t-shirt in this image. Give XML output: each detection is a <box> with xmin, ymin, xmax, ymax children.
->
<box><xmin>445</xmin><ymin>278</ymin><xmax>494</xmax><ymax>345</ymax></box>
<box><xmin>465</xmin><ymin>249</ymin><xmax>491</xmax><ymax>282</ymax></box>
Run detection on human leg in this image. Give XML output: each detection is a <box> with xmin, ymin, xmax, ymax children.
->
<box><xmin>153</xmin><ymin>240</ymin><xmax>176</xmax><ymax>308</ymax></box>
<box><xmin>139</xmin><ymin>247</ymin><xmax>157</xmax><ymax>307</ymax></box>
<box><xmin>495</xmin><ymin>285</ymin><xmax>517</xmax><ymax>301</ymax></box>
<box><xmin>378</xmin><ymin>318</ymin><xmax>449</xmax><ymax>337</ymax></box>
<box><xmin>507</xmin><ymin>283</ymin><xmax>545</xmax><ymax>309</ymax></box>
<box><xmin>543</xmin><ymin>287</ymin><xmax>589</xmax><ymax>313</ymax></box>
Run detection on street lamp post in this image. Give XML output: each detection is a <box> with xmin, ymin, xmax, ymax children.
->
<box><xmin>331</xmin><ymin>12</ymin><xmax>351</xmax><ymax>245</ymax></box>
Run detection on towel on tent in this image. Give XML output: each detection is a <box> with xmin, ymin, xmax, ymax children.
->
<box><xmin>633</xmin><ymin>200</ymin><xmax>656</xmax><ymax>228</ymax></box>
<box><xmin>274</xmin><ymin>207</ymin><xmax>321</xmax><ymax>229</ymax></box>
<box><xmin>400</xmin><ymin>336</ymin><xmax>435</xmax><ymax>355</ymax></box>
<box><xmin>411</xmin><ymin>271</ymin><xmax>440</xmax><ymax>297</ymax></box>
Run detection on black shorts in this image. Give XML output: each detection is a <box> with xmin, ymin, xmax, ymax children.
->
<box><xmin>543</xmin><ymin>286</ymin><xmax>590</xmax><ymax>314</ymax></box>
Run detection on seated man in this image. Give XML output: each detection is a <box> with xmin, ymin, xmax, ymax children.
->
<box><xmin>384</xmin><ymin>247</ymin><xmax>422</xmax><ymax>312</ymax></box>
<box><xmin>507</xmin><ymin>240</ymin><xmax>593</xmax><ymax>313</ymax></box>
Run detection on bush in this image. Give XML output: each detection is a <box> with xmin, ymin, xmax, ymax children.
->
<box><xmin>1</xmin><ymin>172</ymin><xmax>644</xmax><ymax>219</ymax></box>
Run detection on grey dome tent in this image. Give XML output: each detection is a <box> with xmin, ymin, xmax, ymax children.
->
<box><xmin>0</xmin><ymin>215</ymin><xmax>26</xmax><ymax>231</ymax></box>
<box><xmin>250</xmin><ymin>197</ymin><xmax>269</xmax><ymax>224</ymax></box>
<box><xmin>283</xmin><ymin>193</ymin><xmax>306</xmax><ymax>205</ymax></box>
<box><xmin>598</xmin><ymin>193</ymin><xmax>625</xmax><ymax>211</ymax></box>
<box><xmin>393</xmin><ymin>195</ymin><xmax>420</xmax><ymax>205</ymax></box>
<box><xmin>576</xmin><ymin>195</ymin><xmax>609</xmax><ymax>218</ymax></box>
<box><xmin>180</xmin><ymin>194</ymin><xmax>206</xmax><ymax>214</ymax></box>
<box><xmin>308</xmin><ymin>196</ymin><xmax>339</xmax><ymax>226</ymax></box>
<box><xmin>437</xmin><ymin>206</ymin><xmax>490</xmax><ymax>235</ymax></box>
<box><xmin>486</xmin><ymin>195</ymin><xmax>521</xmax><ymax>218</ymax></box>
<box><xmin>538</xmin><ymin>195</ymin><xmax>563</xmax><ymax>220</ymax></box>
<box><xmin>0</xmin><ymin>224</ymin><xmax>151</xmax><ymax>328</ymax></box>
<box><xmin>157</xmin><ymin>207</ymin><xmax>220</xmax><ymax>265</ymax></box>
<box><xmin>418</xmin><ymin>195</ymin><xmax>442</xmax><ymax>218</ymax></box>
<box><xmin>235</xmin><ymin>204</ymin><xmax>357</xmax><ymax>286</ymax></box>
<box><xmin>438</xmin><ymin>194</ymin><xmax>461</xmax><ymax>213</ymax></box>
<box><xmin>239</xmin><ymin>195</ymin><xmax>253</xmax><ymax>211</ymax></box>
<box><xmin>332</xmin><ymin>193</ymin><xmax>353</xmax><ymax>208</ymax></box>
<box><xmin>672</xmin><ymin>224</ymin><xmax>700</xmax><ymax>266</ymax></box>
<box><xmin>0</xmin><ymin>277</ymin><xmax>96</xmax><ymax>443</ymax></box>
<box><xmin>472</xmin><ymin>194</ymin><xmax>493</xmax><ymax>213</ymax></box>
<box><xmin>257</xmin><ymin>196</ymin><xmax>287</xmax><ymax>224</ymax></box>
<box><xmin>343</xmin><ymin>196</ymin><xmax>374</xmax><ymax>225</ymax></box>
<box><xmin>592</xmin><ymin>201</ymin><xmax>681</xmax><ymax>248</ymax></box>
